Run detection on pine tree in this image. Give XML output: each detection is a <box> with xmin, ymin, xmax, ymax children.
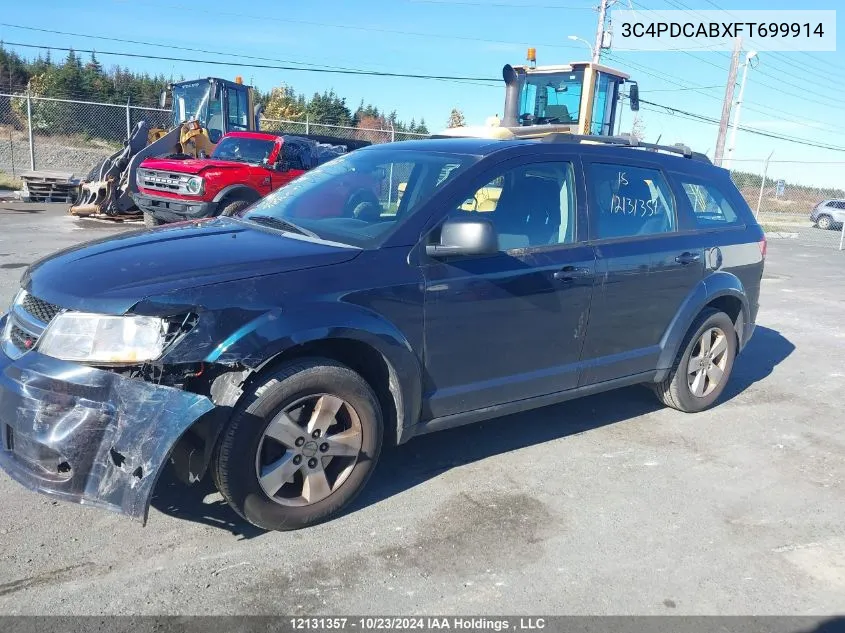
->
<box><xmin>447</xmin><ymin>108</ymin><xmax>466</xmax><ymax>128</ymax></box>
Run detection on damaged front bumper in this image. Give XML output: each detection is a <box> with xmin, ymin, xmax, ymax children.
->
<box><xmin>0</xmin><ymin>314</ymin><xmax>215</xmax><ymax>523</ymax></box>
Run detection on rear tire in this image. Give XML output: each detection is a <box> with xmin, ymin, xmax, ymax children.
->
<box><xmin>652</xmin><ymin>308</ymin><xmax>737</xmax><ymax>413</ymax></box>
<box><xmin>143</xmin><ymin>212</ymin><xmax>164</xmax><ymax>227</ymax></box>
<box><xmin>816</xmin><ymin>214</ymin><xmax>834</xmax><ymax>230</ymax></box>
<box><xmin>211</xmin><ymin>358</ymin><xmax>383</xmax><ymax>531</ymax></box>
<box><xmin>219</xmin><ymin>199</ymin><xmax>251</xmax><ymax>217</ymax></box>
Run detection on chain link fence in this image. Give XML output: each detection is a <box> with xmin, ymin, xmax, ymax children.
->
<box><xmin>730</xmin><ymin>161</ymin><xmax>845</xmax><ymax>250</ymax></box>
<box><xmin>0</xmin><ymin>93</ymin><xmax>428</xmax><ymax>189</ymax></box>
<box><xmin>2</xmin><ymin>93</ymin><xmax>842</xmax><ymax>250</ymax></box>
<box><xmin>0</xmin><ymin>93</ymin><xmax>171</xmax><ymax>184</ymax></box>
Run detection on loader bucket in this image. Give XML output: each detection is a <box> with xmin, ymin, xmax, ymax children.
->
<box><xmin>68</xmin><ymin>180</ymin><xmax>112</xmax><ymax>216</ymax></box>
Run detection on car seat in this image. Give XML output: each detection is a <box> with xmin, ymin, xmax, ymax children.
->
<box><xmin>493</xmin><ymin>174</ymin><xmax>562</xmax><ymax>250</ymax></box>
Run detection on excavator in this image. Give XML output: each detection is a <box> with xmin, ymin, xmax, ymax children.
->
<box><xmin>68</xmin><ymin>76</ymin><xmax>261</xmax><ymax>218</ymax></box>
<box><xmin>440</xmin><ymin>48</ymin><xmax>640</xmax><ymax>139</ymax></box>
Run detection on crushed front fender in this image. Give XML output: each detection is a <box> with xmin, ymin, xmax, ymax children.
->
<box><xmin>0</xmin><ymin>341</ymin><xmax>214</xmax><ymax>524</ymax></box>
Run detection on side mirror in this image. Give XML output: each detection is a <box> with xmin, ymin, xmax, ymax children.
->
<box><xmin>275</xmin><ymin>159</ymin><xmax>289</xmax><ymax>172</ymax></box>
<box><xmin>208</xmin><ymin>129</ymin><xmax>222</xmax><ymax>144</ymax></box>
<box><xmin>426</xmin><ymin>216</ymin><xmax>498</xmax><ymax>258</ymax></box>
<box><xmin>159</xmin><ymin>90</ymin><xmax>167</xmax><ymax>109</ymax></box>
<box><xmin>628</xmin><ymin>82</ymin><xmax>640</xmax><ymax>112</ymax></box>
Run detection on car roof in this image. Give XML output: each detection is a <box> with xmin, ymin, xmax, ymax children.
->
<box><xmin>358</xmin><ymin>136</ymin><xmax>720</xmax><ymax>173</ymax></box>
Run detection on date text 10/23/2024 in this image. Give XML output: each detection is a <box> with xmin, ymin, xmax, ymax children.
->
<box><xmin>290</xmin><ymin>618</ymin><xmax>548</xmax><ymax>631</ymax></box>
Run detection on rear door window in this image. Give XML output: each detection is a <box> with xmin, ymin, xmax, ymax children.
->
<box><xmin>678</xmin><ymin>179</ymin><xmax>742</xmax><ymax>228</ymax></box>
<box><xmin>586</xmin><ymin>162</ymin><xmax>677</xmax><ymax>240</ymax></box>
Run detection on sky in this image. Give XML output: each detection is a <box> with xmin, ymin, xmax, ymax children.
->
<box><xmin>1</xmin><ymin>0</ymin><xmax>843</xmax><ymax>188</ymax></box>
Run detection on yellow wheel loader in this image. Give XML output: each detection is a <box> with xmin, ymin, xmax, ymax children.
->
<box><xmin>69</xmin><ymin>76</ymin><xmax>261</xmax><ymax>218</ymax></box>
<box><xmin>439</xmin><ymin>48</ymin><xmax>640</xmax><ymax>140</ymax></box>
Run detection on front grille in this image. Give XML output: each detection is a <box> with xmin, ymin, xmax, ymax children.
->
<box><xmin>2</xmin><ymin>290</ymin><xmax>64</xmax><ymax>359</ymax></box>
<box><xmin>21</xmin><ymin>293</ymin><xmax>61</xmax><ymax>324</ymax></box>
<box><xmin>9</xmin><ymin>324</ymin><xmax>34</xmax><ymax>353</ymax></box>
<box><xmin>138</xmin><ymin>169</ymin><xmax>194</xmax><ymax>194</ymax></box>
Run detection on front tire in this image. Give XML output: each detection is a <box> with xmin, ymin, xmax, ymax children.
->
<box><xmin>219</xmin><ymin>199</ymin><xmax>251</xmax><ymax>217</ymax></box>
<box><xmin>143</xmin><ymin>212</ymin><xmax>164</xmax><ymax>227</ymax></box>
<box><xmin>211</xmin><ymin>358</ymin><xmax>383</xmax><ymax>531</ymax></box>
<box><xmin>652</xmin><ymin>309</ymin><xmax>737</xmax><ymax>413</ymax></box>
<box><xmin>816</xmin><ymin>214</ymin><xmax>834</xmax><ymax>230</ymax></box>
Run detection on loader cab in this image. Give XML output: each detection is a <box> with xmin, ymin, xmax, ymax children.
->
<box><xmin>502</xmin><ymin>56</ymin><xmax>638</xmax><ymax>136</ymax></box>
<box><xmin>162</xmin><ymin>77</ymin><xmax>257</xmax><ymax>142</ymax></box>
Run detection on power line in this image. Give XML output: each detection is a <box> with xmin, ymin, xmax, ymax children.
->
<box><xmin>2</xmin><ymin>41</ymin><xmax>502</xmax><ymax>84</ymax></box>
<box><xmin>640</xmin><ymin>98</ymin><xmax>845</xmax><ymax>152</ymax></box>
<box><xmin>695</xmin><ymin>0</ymin><xmax>845</xmax><ymax>80</ymax></box>
<box><xmin>410</xmin><ymin>0</ymin><xmax>594</xmax><ymax>7</ymax></box>
<box><xmin>0</xmin><ymin>22</ymin><xmax>373</xmax><ymax>74</ymax></box>
<box><xmin>131</xmin><ymin>0</ymin><xmax>586</xmax><ymax>54</ymax></box>
<box><xmin>612</xmin><ymin>3</ymin><xmax>845</xmax><ymax>129</ymax></box>
<box><xmin>646</xmin><ymin>85</ymin><xmax>722</xmax><ymax>92</ymax></box>
<box><xmin>609</xmin><ymin>52</ymin><xmax>845</xmax><ymax>137</ymax></box>
<box><xmin>631</xmin><ymin>0</ymin><xmax>844</xmax><ymax>106</ymax></box>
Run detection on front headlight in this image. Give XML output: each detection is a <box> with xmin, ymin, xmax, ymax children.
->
<box><xmin>37</xmin><ymin>313</ymin><xmax>167</xmax><ymax>363</ymax></box>
<box><xmin>185</xmin><ymin>176</ymin><xmax>204</xmax><ymax>195</ymax></box>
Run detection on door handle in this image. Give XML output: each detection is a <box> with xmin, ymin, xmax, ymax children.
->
<box><xmin>674</xmin><ymin>252</ymin><xmax>701</xmax><ymax>265</ymax></box>
<box><xmin>553</xmin><ymin>266</ymin><xmax>593</xmax><ymax>281</ymax></box>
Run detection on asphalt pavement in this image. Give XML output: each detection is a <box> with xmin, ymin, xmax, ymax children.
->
<box><xmin>0</xmin><ymin>202</ymin><xmax>843</xmax><ymax>615</ymax></box>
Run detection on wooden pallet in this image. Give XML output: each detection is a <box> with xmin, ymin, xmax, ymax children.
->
<box><xmin>20</xmin><ymin>170</ymin><xmax>80</xmax><ymax>203</ymax></box>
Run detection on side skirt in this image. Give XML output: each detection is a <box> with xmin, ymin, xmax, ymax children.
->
<box><xmin>400</xmin><ymin>370</ymin><xmax>657</xmax><ymax>443</ymax></box>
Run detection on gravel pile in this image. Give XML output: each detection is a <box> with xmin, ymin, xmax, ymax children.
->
<box><xmin>0</xmin><ymin>138</ymin><xmax>111</xmax><ymax>179</ymax></box>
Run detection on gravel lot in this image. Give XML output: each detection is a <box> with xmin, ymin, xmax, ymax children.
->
<box><xmin>0</xmin><ymin>203</ymin><xmax>843</xmax><ymax>616</ymax></box>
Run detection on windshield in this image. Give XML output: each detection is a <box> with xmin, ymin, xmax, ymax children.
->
<box><xmin>241</xmin><ymin>148</ymin><xmax>471</xmax><ymax>248</ymax></box>
<box><xmin>171</xmin><ymin>81</ymin><xmax>219</xmax><ymax>128</ymax></box>
<box><xmin>518</xmin><ymin>70</ymin><xmax>584</xmax><ymax>125</ymax></box>
<box><xmin>212</xmin><ymin>137</ymin><xmax>275</xmax><ymax>164</ymax></box>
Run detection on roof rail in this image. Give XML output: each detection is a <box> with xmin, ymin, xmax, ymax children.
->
<box><xmin>537</xmin><ymin>133</ymin><xmax>712</xmax><ymax>163</ymax></box>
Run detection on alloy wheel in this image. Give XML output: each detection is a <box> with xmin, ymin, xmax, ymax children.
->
<box><xmin>687</xmin><ymin>327</ymin><xmax>730</xmax><ymax>398</ymax></box>
<box><xmin>255</xmin><ymin>394</ymin><xmax>363</xmax><ymax>506</ymax></box>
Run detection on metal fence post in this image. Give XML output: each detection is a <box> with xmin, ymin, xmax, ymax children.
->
<box><xmin>839</xmin><ymin>221</ymin><xmax>845</xmax><ymax>251</ymax></box>
<box><xmin>305</xmin><ymin>114</ymin><xmax>310</xmax><ymax>135</ymax></box>
<box><xmin>755</xmin><ymin>151</ymin><xmax>773</xmax><ymax>219</ymax></box>
<box><xmin>126</xmin><ymin>96</ymin><xmax>132</xmax><ymax>139</ymax></box>
<box><xmin>26</xmin><ymin>82</ymin><xmax>35</xmax><ymax>171</ymax></box>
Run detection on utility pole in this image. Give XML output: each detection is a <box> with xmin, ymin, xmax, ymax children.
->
<box><xmin>725</xmin><ymin>50</ymin><xmax>758</xmax><ymax>170</ymax></box>
<box><xmin>714</xmin><ymin>37</ymin><xmax>742</xmax><ymax>167</ymax></box>
<box><xmin>592</xmin><ymin>0</ymin><xmax>611</xmax><ymax>64</ymax></box>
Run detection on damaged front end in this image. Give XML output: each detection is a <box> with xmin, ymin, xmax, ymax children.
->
<box><xmin>0</xmin><ymin>312</ymin><xmax>215</xmax><ymax>523</ymax></box>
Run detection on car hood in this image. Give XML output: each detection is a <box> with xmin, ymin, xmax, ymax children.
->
<box><xmin>140</xmin><ymin>158</ymin><xmax>249</xmax><ymax>175</ymax></box>
<box><xmin>22</xmin><ymin>217</ymin><xmax>360</xmax><ymax>315</ymax></box>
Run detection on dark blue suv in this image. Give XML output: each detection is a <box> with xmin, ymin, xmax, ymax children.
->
<box><xmin>0</xmin><ymin>135</ymin><xmax>765</xmax><ymax>531</ymax></box>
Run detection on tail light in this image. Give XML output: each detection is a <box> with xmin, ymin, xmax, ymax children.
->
<box><xmin>758</xmin><ymin>237</ymin><xmax>767</xmax><ymax>259</ymax></box>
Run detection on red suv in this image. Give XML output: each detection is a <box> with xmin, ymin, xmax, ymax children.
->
<box><xmin>133</xmin><ymin>131</ymin><xmax>370</xmax><ymax>226</ymax></box>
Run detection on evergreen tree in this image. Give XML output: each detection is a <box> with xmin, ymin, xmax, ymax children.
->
<box><xmin>447</xmin><ymin>108</ymin><xmax>466</xmax><ymax>128</ymax></box>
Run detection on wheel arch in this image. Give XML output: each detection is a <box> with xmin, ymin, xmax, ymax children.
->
<box><xmin>212</xmin><ymin>184</ymin><xmax>262</xmax><ymax>207</ymax></box>
<box><xmin>246</xmin><ymin>336</ymin><xmax>406</xmax><ymax>449</ymax></box>
<box><xmin>654</xmin><ymin>273</ymin><xmax>750</xmax><ymax>383</ymax></box>
<box><xmin>167</xmin><ymin>330</ymin><xmax>418</xmax><ymax>488</ymax></box>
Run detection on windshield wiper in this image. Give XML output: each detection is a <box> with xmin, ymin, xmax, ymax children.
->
<box><xmin>246</xmin><ymin>214</ymin><xmax>318</xmax><ymax>238</ymax></box>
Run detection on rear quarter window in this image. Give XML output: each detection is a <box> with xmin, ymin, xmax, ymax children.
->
<box><xmin>677</xmin><ymin>178</ymin><xmax>744</xmax><ymax>228</ymax></box>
